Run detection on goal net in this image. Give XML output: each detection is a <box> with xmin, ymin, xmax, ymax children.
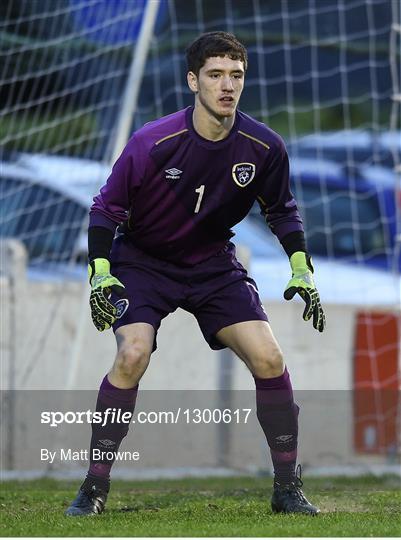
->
<box><xmin>0</xmin><ymin>0</ymin><xmax>399</xmax><ymax>469</ymax></box>
<box><xmin>1</xmin><ymin>0</ymin><xmax>399</xmax><ymax>270</ymax></box>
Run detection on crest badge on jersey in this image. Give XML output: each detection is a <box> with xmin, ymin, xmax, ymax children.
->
<box><xmin>231</xmin><ymin>162</ymin><xmax>256</xmax><ymax>188</ymax></box>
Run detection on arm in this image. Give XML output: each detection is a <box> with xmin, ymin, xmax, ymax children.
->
<box><xmin>256</xmin><ymin>139</ymin><xmax>303</xmax><ymax>245</ymax></box>
<box><xmin>89</xmin><ymin>135</ymin><xmax>140</xmax><ymax>234</ymax></box>
<box><xmin>257</xmin><ymin>138</ymin><xmax>326</xmax><ymax>332</ymax></box>
<box><xmin>87</xmin><ymin>139</ymin><xmax>141</xmax><ymax>331</ymax></box>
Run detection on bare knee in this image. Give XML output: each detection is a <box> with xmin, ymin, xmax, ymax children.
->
<box><xmin>249</xmin><ymin>346</ymin><xmax>284</xmax><ymax>379</ymax></box>
<box><xmin>111</xmin><ymin>340</ymin><xmax>151</xmax><ymax>386</ymax></box>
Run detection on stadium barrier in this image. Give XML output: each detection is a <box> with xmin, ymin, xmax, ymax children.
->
<box><xmin>1</xmin><ymin>240</ymin><xmax>399</xmax><ymax>476</ymax></box>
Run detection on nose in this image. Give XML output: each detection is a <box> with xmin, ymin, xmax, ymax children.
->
<box><xmin>221</xmin><ymin>75</ymin><xmax>234</xmax><ymax>91</ymax></box>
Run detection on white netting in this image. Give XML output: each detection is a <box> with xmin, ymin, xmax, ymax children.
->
<box><xmin>0</xmin><ymin>0</ymin><xmax>156</xmax><ymax>268</ymax></box>
<box><xmin>0</xmin><ymin>0</ymin><xmax>399</xmax><ymax>469</ymax></box>
<box><xmin>137</xmin><ymin>0</ymin><xmax>400</xmax><ymax>273</ymax></box>
<box><xmin>1</xmin><ymin>0</ymin><xmax>399</xmax><ymax>271</ymax></box>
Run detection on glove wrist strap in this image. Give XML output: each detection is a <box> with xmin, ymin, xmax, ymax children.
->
<box><xmin>88</xmin><ymin>258</ymin><xmax>111</xmax><ymax>283</ymax></box>
<box><xmin>290</xmin><ymin>251</ymin><xmax>314</xmax><ymax>274</ymax></box>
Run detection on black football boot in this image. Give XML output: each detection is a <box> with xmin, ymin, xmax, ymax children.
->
<box><xmin>65</xmin><ymin>482</ymin><xmax>108</xmax><ymax>516</ymax></box>
<box><xmin>271</xmin><ymin>465</ymin><xmax>320</xmax><ymax>515</ymax></box>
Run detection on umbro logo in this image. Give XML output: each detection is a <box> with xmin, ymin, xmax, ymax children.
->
<box><xmin>276</xmin><ymin>434</ymin><xmax>293</xmax><ymax>443</ymax></box>
<box><xmin>165</xmin><ymin>168</ymin><xmax>182</xmax><ymax>180</ymax></box>
<box><xmin>98</xmin><ymin>439</ymin><xmax>115</xmax><ymax>448</ymax></box>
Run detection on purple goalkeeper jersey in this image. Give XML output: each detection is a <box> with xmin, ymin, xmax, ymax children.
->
<box><xmin>90</xmin><ymin>106</ymin><xmax>303</xmax><ymax>265</ymax></box>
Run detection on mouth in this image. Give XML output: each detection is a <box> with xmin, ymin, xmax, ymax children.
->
<box><xmin>219</xmin><ymin>96</ymin><xmax>235</xmax><ymax>104</ymax></box>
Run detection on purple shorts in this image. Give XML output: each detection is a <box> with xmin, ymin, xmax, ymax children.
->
<box><xmin>110</xmin><ymin>239</ymin><xmax>268</xmax><ymax>351</ymax></box>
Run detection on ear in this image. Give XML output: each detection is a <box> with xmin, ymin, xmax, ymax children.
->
<box><xmin>187</xmin><ymin>71</ymin><xmax>198</xmax><ymax>93</ymax></box>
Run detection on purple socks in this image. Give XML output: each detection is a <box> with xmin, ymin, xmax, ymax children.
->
<box><xmin>254</xmin><ymin>367</ymin><xmax>299</xmax><ymax>485</ymax></box>
<box><xmin>83</xmin><ymin>370</ymin><xmax>298</xmax><ymax>490</ymax></box>
<box><xmin>83</xmin><ymin>375</ymin><xmax>138</xmax><ymax>492</ymax></box>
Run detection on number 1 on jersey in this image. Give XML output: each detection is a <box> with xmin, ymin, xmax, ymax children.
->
<box><xmin>194</xmin><ymin>185</ymin><xmax>205</xmax><ymax>213</ymax></box>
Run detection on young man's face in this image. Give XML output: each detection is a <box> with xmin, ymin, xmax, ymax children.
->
<box><xmin>187</xmin><ymin>55</ymin><xmax>245</xmax><ymax>119</ymax></box>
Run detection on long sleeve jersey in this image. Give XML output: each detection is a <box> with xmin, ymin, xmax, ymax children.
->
<box><xmin>90</xmin><ymin>106</ymin><xmax>303</xmax><ymax>265</ymax></box>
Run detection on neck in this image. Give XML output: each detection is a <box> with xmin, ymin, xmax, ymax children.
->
<box><xmin>192</xmin><ymin>101</ymin><xmax>235</xmax><ymax>141</ymax></box>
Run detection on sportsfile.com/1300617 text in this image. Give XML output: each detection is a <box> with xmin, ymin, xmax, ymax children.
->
<box><xmin>40</xmin><ymin>408</ymin><xmax>253</xmax><ymax>427</ymax></box>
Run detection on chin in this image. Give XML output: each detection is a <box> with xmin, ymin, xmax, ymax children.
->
<box><xmin>217</xmin><ymin>106</ymin><xmax>236</xmax><ymax>118</ymax></box>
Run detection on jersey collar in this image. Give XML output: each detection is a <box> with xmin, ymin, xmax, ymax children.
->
<box><xmin>185</xmin><ymin>106</ymin><xmax>240</xmax><ymax>150</ymax></box>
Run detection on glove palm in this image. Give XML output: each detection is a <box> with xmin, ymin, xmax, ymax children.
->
<box><xmin>284</xmin><ymin>252</ymin><xmax>326</xmax><ymax>332</ymax></box>
<box><xmin>89</xmin><ymin>258</ymin><xmax>127</xmax><ymax>332</ymax></box>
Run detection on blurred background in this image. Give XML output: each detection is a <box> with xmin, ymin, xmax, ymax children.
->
<box><xmin>1</xmin><ymin>0</ymin><xmax>400</xmax><ymax>478</ymax></box>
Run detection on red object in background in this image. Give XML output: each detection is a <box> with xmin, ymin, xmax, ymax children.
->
<box><xmin>353</xmin><ymin>311</ymin><xmax>400</xmax><ymax>455</ymax></box>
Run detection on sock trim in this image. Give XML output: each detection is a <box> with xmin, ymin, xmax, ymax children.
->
<box><xmin>254</xmin><ymin>366</ymin><xmax>289</xmax><ymax>389</ymax></box>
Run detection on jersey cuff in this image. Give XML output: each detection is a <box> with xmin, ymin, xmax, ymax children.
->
<box><xmin>89</xmin><ymin>209</ymin><xmax>121</xmax><ymax>231</ymax></box>
<box><xmin>88</xmin><ymin>226</ymin><xmax>115</xmax><ymax>262</ymax></box>
<box><xmin>280</xmin><ymin>230</ymin><xmax>307</xmax><ymax>258</ymax></box>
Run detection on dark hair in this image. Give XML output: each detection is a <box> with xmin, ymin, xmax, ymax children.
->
<box><xmin>186</xmin><ymin>31</ymin><xmax>248</xmax><ymax>75</ymax></box>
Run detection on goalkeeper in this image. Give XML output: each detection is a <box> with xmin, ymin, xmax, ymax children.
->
<box><xmin>66</xmin><ymin>31</ymin><xmax>325</xmax><ymax>517</ymax></box>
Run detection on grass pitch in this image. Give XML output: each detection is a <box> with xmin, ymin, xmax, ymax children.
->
<box><xmin>1</xmin><ymin>475</ymin><xmax>400</xmax><ymax>537</ymax></box>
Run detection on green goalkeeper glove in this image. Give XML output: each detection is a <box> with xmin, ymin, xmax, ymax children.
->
<box><xmin>284</xmin><ymin>251</ymin><xmax>326</xmax><ymax>333</ymax></box>
<box><xmin>88</xmin><ymin>258</ymin><xmax>128</xmax><ymax>332</ymax></box>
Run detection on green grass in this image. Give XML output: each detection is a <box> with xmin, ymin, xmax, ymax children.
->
<box><xmin>1</xmin><ymin>475</ymin><xmax>400</xmax><ymax>537</ymax></box>
<box><xmin>0</xmin><ymin>109</ymin><xmax>98</xmax><ymax>155</ymax></box>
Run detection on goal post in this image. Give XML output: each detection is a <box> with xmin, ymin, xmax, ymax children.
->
<box><xmin>109</xmin><ymin>0</ymin><xmax>161</xmax><ymax>165</ymax></box>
